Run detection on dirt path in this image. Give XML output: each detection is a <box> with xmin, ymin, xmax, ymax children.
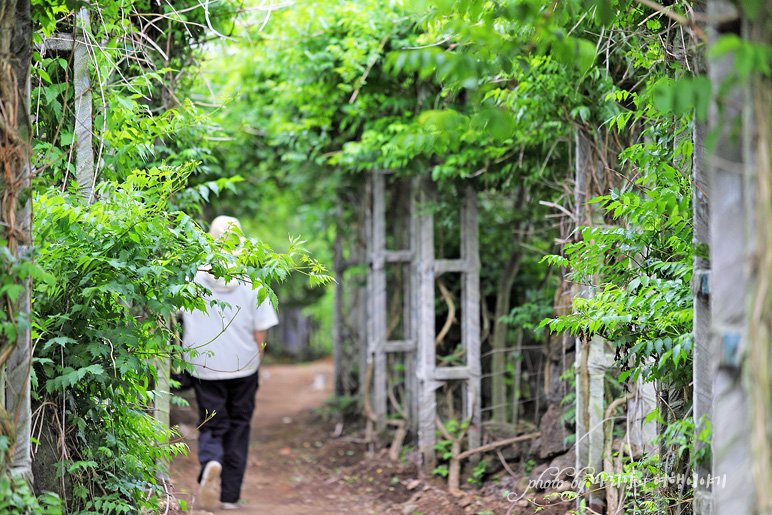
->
<box><xmin>168</xmin><ymin>359</ymin><xmax>570</xmax><ymax>515</ymax></box>
<box><xmin>169</xmin><ymin>358</ymin><xmax>371</xmax><ymax>514</ymax></box>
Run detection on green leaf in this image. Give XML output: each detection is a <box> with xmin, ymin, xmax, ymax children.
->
<box><xmin>474</xmin><ymin>108</ymin><xmax>515</xmax><ymax>141</ymax></box>
<box><xmin>37</xmin><ymin>68</ymin><xmax>53</xmax><ymax>85</ymax></box>
<box><xmin>593</xmin><ymin>0</ymin><xmax>615</xmax><ymax>25</ymax></box>
<box><xmin>552</xmin><ymin>36</ymin><xmax>596</xmax><ymax>74</ymax></box>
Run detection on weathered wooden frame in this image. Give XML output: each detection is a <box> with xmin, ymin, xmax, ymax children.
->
<box><xmin>366</xmin><ymin>171</ymin><xmax>481</xmax><ymax>469</ymax></box>
<box><xmin>41</xmin><ymin>15</ymin><xmax>172</xmax><ymax>480</ymax></box>
<box><xmin>37</xmin><ymin>8</ymin><xmax>94</xmax><ymax>198</ymax></box>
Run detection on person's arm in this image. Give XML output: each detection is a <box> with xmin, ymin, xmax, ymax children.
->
<box><xmin>255</xmin><ymin>330</ymin><xmax>267</xmax><ymax>357</ymax></box>
<box><xmin>251</xmin><ymin>284</ymin><xmax>278</xmax><ymax>358</ymax></box>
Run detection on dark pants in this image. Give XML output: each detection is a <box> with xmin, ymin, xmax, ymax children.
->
<box><xmin>193</xmin><ymin>371</ymin><xmax>259</xmax><ymax>503</ymax></box>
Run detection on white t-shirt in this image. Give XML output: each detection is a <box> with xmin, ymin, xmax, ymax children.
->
<box><xmin>182</xmin><ymin>270</ymin><xmax>279</xmax><ymax>380</ymax></box>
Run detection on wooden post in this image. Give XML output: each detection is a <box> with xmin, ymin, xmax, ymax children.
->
<box><xmin>416</xmin><ymin>178</ymin><xmax>439</xmax><ymax>471</ymax></box>
<box><xmin>333</xmin><ymin>232</ymin><xmax>345</xmax><ymax>396</ymax></box>
<box><xmin>154</xmin><ymin>354</ymin><xmax>171</xmax><ymax>482</ymax></box>
<box><xmin>414</xmin><ymin>180</ymin><xmax>481</xmax><ymax>471</ymax></box>
<box><xmin>369</xmin><ymin>171</ymin><xmax>388</xmax><ymax>424</ymax></box>
<box><xmin>405</xmin><ymin>179</ymin><xmax>419</xmax><ymax>432</ymax></box>
<box><xmin>743</xmin><ymin>7</ymin><xmax>772</xmax><ymax>511</ymax></box>
<box><xmin>707</xmin><ymin>1</ymin><xmax>753</xmax><ymax>512</ymax></box>
<box><xmin>573</xmin><ymin>129</ymin><xmax>613</xmax><ymax>509</ymax></box>
<box><xmin>73</xmin><ymin>9</ymin><xmax>93</xmax><ymax>198</ymax></box>
<box><xmin>362</xmin><ymin>176</ymin><xmax>481</xmax><ymax>471</ymax></box>
<box><xmin>366</xmin><ymin>172</ymin><xmax>425</xmax><ymax>440</ymax></box>
<box><xmin>362</xmin><ymin>176</ymin><xmax>373</xmax><ymax>402</ymax></box>
<box><xmin>625</xmin><ymin>376</ymin><xmax>657</xmax><ymax>453</ymax></box>
<box><xmin>461</xmin><ymin>187</ymin><xmax>481</xmax><ymax>451</ymax></box>
<box><xmin>41</xmin><ymin>8</ymin><xmax>94</xmax><ymax>198</ymax></box>
<box><xmin>588</xmin><ymin>337</ymin><xmax>612</xmax><ymax>474</ymax></box>
<box><xmin>574</xmin><ymin>130</ymin><xmax>592</xmax><ymax>487</ymax></box>
<box><xmin>692</xmin><ymin>112</ymin><xmax>712</xmax><ymax>515</ymax></box>
<box><xmin>353</xmin><ymin>194</ymin><xmax>368</xmax><ymax>398</ymax></box>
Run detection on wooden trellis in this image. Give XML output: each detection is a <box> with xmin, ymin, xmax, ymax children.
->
<box><xmin>39</xmin><ymin>12</ymin><xmax>172</xmax><ymax>482</ymax></box>
<box><xmin>366</xmin><ymin>171</ymin><xmax>481</xmax><ymax>469</ymax></box>
<box><xmin>40</xmin><ymin>8</ymin><xmax>94</xmax><ymax>198</ymax></box>
<box><xmin>365</xmin><ymin>172</ymin><xmax>418</xmax><ymax>431</ymax></box>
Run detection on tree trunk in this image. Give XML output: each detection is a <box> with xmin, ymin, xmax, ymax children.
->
<box><xmin>490</xmin><ymin>188</ymin><xmax>526</xmax><ymax>424</ymax></box>
<box><xmin>490</xmin><ymin>247</ymin><xmax>522</xmax><ymax>423</ymax></box>
<box><xmin>0</xmin><ymin>0</ymin><xmax>34</xmax><ymax>479</ymax></box>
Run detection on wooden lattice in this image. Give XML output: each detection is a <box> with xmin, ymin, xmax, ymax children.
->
<box><xmin>365</xmin><ymin>171</ymin><xmax>481</xmax><ymax>470</ymax></box>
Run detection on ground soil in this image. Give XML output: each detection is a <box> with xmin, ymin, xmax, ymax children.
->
<box><xmin>167</xmin><ymin>358</ymin><xmax>575</xmax><ymax>515</ymax></box>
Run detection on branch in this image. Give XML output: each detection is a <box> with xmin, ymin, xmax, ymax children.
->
<box><xmin>0</xmin><ymin>342</ymin><xmax>15</xmax><ymax>371</ymax></box>
<box><xmin>436</xmin><ymin>414</ymin><xmax>458</xmax><ymax>442</ymax></box>
<box><xmin>387</xmin><ymin>377</ymin><xmax>407</xmax><ymax>420</ymax></box>
<box><xmin>204</xmin><ymin>0</ymin><xmax>237</xmax><ymax>41</ymax></box>
<box><xmin>349</xmin><ymin>34</ymin><xmax>389</xmax><ymax>104</ymax></box>
<box><xmin>539</xmin><ymin>200</ymin><xmax>577</xmax><ymax>222</ymax></box>
<box><xmin>457</xmin><ymin>432</ymin><xmax>541</xmax><ymax>461</ymax></box>
<box><xmin>633</xmin><ymin>0</ymin><xmax>707</xmax><ymax>43</ymax></box>
<box><xmin>435</xmin><ymin>278</ymin><xmax>456</xmax><ymax>346</ymax></box>
<box><xmin>362</xmin><ymin>359</ymin><xmax>378</xmax><ymax>422</ymax></box>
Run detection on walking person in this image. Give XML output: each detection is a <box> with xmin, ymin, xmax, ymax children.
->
<box><xmin>181</xmin><ymin>216</ymin><xmax>279</xmax><ymax>510</ymax></box>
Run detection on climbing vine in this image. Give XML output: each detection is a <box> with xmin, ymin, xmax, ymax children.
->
<box><xmin>3</xmin><ymin>1</ymin><xmax>332</xmax><ymax>512</ymax></box>
<box><xmin>543</xmin><ymin>116</ymin><xmax>694</xmax><ymax>389</ymax></box>
<box><xmin>4</xmin><ymin>0</ymin><xmax>771</xmax><ymax>512</ymax></box>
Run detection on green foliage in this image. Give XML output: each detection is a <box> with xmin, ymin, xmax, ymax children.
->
<box><xmin>467</xmin><ymin>459</ymin><xmax>487</xmax><ymax>486</ymax></box>
<box><xmin>18</xmin><ymin>0</ymin><xmax>759</xmax><ymax>511</ymax></box>
<box><xmin>527</xmin><ymin>4</ymin><xmax>710</xmax><ymax>509</ymax></box>
<box><xmin>599</xmin><ymin>453</ymin><xmax>662</xmax><ymax>514</ymax></box>
<box><xmin>596</xmin><ymin>426</ymin><xmax>707</xmax><ymax>515</ymax></box>
<box><xmin>31</xmin><ymin>165</ymin><xmax>329</xmax><ymax>511</ymax></box>
<box><xmin>432</xmin><ymin>418</ymin><xmax>469</xmax><ymax>477</ymax></box>
<box><xmin>23</xmin><ymin>2</ymin><xmax>332</xmax><ymax>511</ymax></box>
<box><xmin>0</xmin><ymin>248</ymin><xmax>49</xmax><ymax>344</ymax></box>
<box><xmin>542</xmin><ymin>118</ymin><xmax>694</xmax><ymax>389</ymax></box>
<box><xmin>433</xmin><ymin>439</ymin><xmax>454</xmax><ymax>462</ymax></box>
<box><xmin>31</xmin><ymin>0</ymin><xmax>245</xmax><ymax>190</ymax></box>
<box><xmin>500</xmin><ymin>292</ymin><xmax>554</xmax><ymax>336</ymax></box>
<box><xmin>709</xmin><ymin>34</ymin><xmax>772</xmax><ymax>79</ymax></box>
<box><xmin>655</xmin><ymin>415</ymin><xmax>709</xmax><ymax>470</ymax></box>
<box><xmin>432</xmin><ymin>464</ymin><xmax>450</xmax><ymax>478</ymax></box>
<box><xmin>0</xmin><ymin>437</ymin><xmax>62</xmax><ymax>514</ymax></box>
<box><xmin>650</xmin><ymin>77</ymin><xmax>712</xmax><ymax>121</ymax></box>
<box><xmin>560</xmin><ymin>364</ymin><xmax>577</xmax><ymax>439</ymax></box>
